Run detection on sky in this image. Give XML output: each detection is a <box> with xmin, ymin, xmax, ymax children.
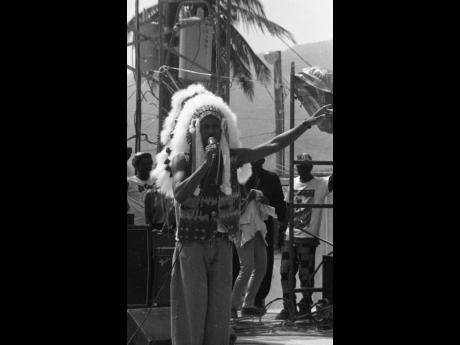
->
<box><xmin>127</xmin><ymin>0</ymin><xmax>333</xmax><ymax>54</ymax></box>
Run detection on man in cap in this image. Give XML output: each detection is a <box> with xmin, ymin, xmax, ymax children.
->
<box><xmin>276</xmin><ymin>153</ymin><xmax>333</xmax><ymax>320</ymax></box>
<box><xmin>152</xmin><ymin>87</ymin><xmax>332</xmax><ymax>345</ymax></box>
<box><xmin>127</xmin><ymin>152</ymin><xmax>156</xmax><ymax>226</ymax></box>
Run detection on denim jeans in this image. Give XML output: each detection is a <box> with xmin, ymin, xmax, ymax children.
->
<box><xmin>231</xmin><ymin>232</ymin><xmax>267</xmax><ymax>310</ymax></box>
<box><xmin>280</xmin><ymin>238</ymin><xmax>317</xmax><ymax>310</ymax></box>
<box><xmin>170</xmin><ymin>238</ymin><xmax>233</xmax><ymax>345</ymax></box>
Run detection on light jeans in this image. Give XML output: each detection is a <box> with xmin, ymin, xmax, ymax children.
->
<box><xmin>170</xmin><ymin>238</ymin><xmax>233</xmax><ymax>345</ymax></box>
<box><xmin>231</xmin><ymin>232</ymin><xmax>267</xmax><ymax>309</ymax></box>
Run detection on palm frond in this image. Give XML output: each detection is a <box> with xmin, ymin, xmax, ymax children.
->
<box><xmin>127</xmin><ymin>5</ymin><xmax>159</xmax><ymax>36</ymax></box>
<box><xmin>230</xmin><ymin>25</ymin><xmax>270</xmax><ymax>83</ymax></box>
<box><xmin>228</xmin><ymin>5</ymin><xmax>296</xmax><ymax>44</ymax></box>
<box><xmin>230</xmin><ymin>55</ymin><xmax>254</xmax><ymax>100</ymax></box>
<box><xmin>227</xmin><ymin>0</ymin><xmax>266</xmax><ymax>17</ymax></box>
<box><xmin>127</xmin><ymin>0</ymin><xmax>294</xmax><ymax>100</ymax></box>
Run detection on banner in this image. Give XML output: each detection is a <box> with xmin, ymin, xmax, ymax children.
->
<box><xmin>294</xmin><ymin>68</ymin><xmax>333</xmax><ymax>133</ymax></box>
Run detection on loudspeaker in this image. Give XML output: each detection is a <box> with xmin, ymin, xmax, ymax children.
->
<box><xmin>151</xmin><ymin>247</ymin><xmax>175</xmax><ymax>307</ymax></box>
<box><xmin>322</xmin><ymin>255</ymin><xmax>333</xmax><ymax>304</ymax></box>
<box><xmin>151</xmin><ymin>231</ymin><xmax>175</xmax><ymax>248</ymax></box>
<box><xmin>127</xmin><ymin>308</ymin><xmax>171</xmax><ymax>345</ymax></box>
<box><xmin>127</xmin><ymin>225</ymin><xmax>153</xmax><ymax>308</ymax></box>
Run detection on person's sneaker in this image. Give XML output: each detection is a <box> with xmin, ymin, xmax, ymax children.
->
<box><xmin>230</xmin><ymin>309</ymin><xmax>238</xmax><ymax>319</ymax></box>
<box><xmin>275</xmin><ymin>308</ymin><xmax>290</xmax><ymax>320</ymax></box>
<box><xmin>241</xmin><ymin>306</ymin><xmax>265</xmax><ymax>317</ymax></box>
<box><xmin>296</xmin><ymin>303</ymin><xmax>312</xmax><ymax>320</ymax></box>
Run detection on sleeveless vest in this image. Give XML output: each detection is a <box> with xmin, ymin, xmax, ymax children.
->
<box><xmin>175</xmin><ymin>154</ymin><xmax>241</xmax><ymax>241</ymax></box>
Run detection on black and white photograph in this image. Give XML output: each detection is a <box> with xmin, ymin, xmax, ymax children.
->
<box><xmin>126</xmin><ymin>1</ymin><xmax>333</xmax><ymax>344</ymax></box>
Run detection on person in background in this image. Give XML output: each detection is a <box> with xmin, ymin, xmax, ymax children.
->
<box><xmin>276</xmin><ymin>153</ymin><xmax>333</xmax><ymax>320</ymax></box>
<box><xmin>244</xmin><ymin>159</ymin><xmax>287</xmax><ymax>310</ymax></box>
<box><xmin>231</xmin><ymin>188</ymin><xmax>276</xmax><ymax>318</ymax></box>
<box><xmin>127</xmin><ymin>152</ymin><xmax>155</xmax><ymax>226</ymax></box>
<box><xmin>127</xmin><ymin>147</ymin><xmax>134</xmax><ymax>177</ymax></box>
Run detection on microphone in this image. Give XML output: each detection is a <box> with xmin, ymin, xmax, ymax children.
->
<box><xmin>208</xmin><ymin>137</ymin><xmax>217</xmax><ymax>160</ymax></box>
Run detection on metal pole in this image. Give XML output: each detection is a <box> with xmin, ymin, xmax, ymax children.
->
<box><xmin>157</xmin><ymin>0</ymin><xmax>179</xmax><ymax>153</ymax></box>
<box><xmin>135</xmin><ymin>0</ymin><xmax>142</xmax><ymax>153</ymax></box>
<box><xmin>288</xmin><ymin>61</ymin><xmax>295</xmax><ymax>320</ymax></box>
<box><xmin>225</xmin><ymin>0</ymin><xmax>231</xmax><ymax>103</ymax></box>
<box><xmin>215</xmin><ymin>2</ymin><xmax>221</xmax><ymax>95</ymax></box>
<box><xmin>157</xmin><ymin>0</ymin><xmax>164</xmax><ymax>153</ymax></box>
<box><xmin>273</xmin><ymin>51</ymin><xmax>285</xmax><ymax>175</ymax></box>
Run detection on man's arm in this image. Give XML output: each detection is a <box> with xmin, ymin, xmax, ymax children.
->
<box><xmin>172</xmin><ymin>137</ymin><xmax>219</xmax><ymax>203</ymax></box>
<box><xmin>234</xmin><ymin>105</ymin><xmax>332</xmax><ymax>165</ymax></box>
<box><xmin>171</xmin><ymin>153</ymin><xmax>212</xmax><ymax>204</ymax></box>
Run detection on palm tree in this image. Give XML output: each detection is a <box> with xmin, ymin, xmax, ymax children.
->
<box><xmin>127</xmin><ymin>0</ymin><xmax>296</xmax><ymax>100</ymax></box>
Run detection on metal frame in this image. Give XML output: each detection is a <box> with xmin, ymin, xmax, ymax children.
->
<box><xmin>286</xmin><ymin>61</ymin><xmax>333</xmax><ymax>320</ymax></box>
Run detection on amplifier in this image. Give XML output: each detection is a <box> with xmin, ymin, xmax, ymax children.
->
<box><xmin>127</xmin><ymin>225</ymin><xmax>152</xmax><ymax>308</ymax></box>
<box><xmin>151</xmin><ymin>247</ymin><xmax>175</xmax><ymax>307</ymax></box>
<box><xmin>322</xmin><ymin>255</ymin><xmax>333</xmax><ymax>304</ymax></box>
<box><xmin>151</xmin><ymin>231</ymin><xmax>175</xmax><ymax>248</ymax></box>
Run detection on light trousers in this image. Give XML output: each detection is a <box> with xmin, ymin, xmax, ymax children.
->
<box><xmin>170</xmin><ymin>238</ymin><xmax>233</xmax><ymax>345</ymax></box>
<box><xmin>231</xmin><ymin>232</ymin><xmax>267</xmax><ymax>309</ymax></box>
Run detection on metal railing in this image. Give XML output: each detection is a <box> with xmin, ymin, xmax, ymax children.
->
<box><xmin>286</xmin><ymin>61</ymin><xmax>333</xmax><ymax>320</ymax></box>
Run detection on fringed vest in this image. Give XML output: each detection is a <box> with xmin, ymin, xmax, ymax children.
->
<box><xmin>175</xmin><ymin>154</ymin><xmax>241</xmax><ymax>241</ymax></box>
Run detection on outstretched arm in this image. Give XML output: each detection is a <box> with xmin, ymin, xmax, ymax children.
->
<box><xmin>234</xmin><ymin>105</ymin><xmax>332</xmax><ymax>165</ymax></box>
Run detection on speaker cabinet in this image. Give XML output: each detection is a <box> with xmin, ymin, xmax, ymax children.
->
<box><xmin>151</xmin><ymin>231</ymin><xmax>175</xmax><ymax>248</ymax></box>
<box><xmin>127</xmin><ymin>226</ymin><xmax>152</xmax><ymax>308</ymax></box>
<box><xmin>151</xmin><ymin>247</ymin><xmax>175</xmax><ymax>307</ymax></box>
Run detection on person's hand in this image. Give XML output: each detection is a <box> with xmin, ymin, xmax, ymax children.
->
<box><xmin>247</xmin><ymin>189</ymin><xmax>267</xmax><ymax>204</ymax></box>
<box><xmin>255</xmin><ymin>191</ymin><xmax>269</xmax><ymax>204</ymax></box>
<box><xmin>316</xmin><ymin>106</ymin><xmax>333</xmax><ymax>134</ymax></box>
<box><xmin>259</xmin><ymin>196</ymin><xmax>269</xmax><ymax>204</ymax></box>
<box><xmin>204</xmin><ymin>141</ymin><xmax>219</xmax><ymax>167</ymax></box>
<box><xmin>311</xmin><ymin>238</ymin><xmax>321</xmax><ymax>248</ymax></box>
<box><xmin>246</xmin><ymin>189</ymin><xmax>258</xmax><ymax>202</ymax></box>
<box><xmin>304</xmin><ymin>104</ymin><xmax>333</xmax><ymax>128</ymax></box>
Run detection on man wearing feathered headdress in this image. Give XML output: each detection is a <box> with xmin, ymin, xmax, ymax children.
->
<box><xmin>151</xmin><ymin>84</ymin><xmax>332</xmax><ymax>345</ymax></box>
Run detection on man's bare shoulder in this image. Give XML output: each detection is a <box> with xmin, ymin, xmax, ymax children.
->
<box><xmin>171</xmin><ymin>152</ymin><xmax>189</xmax><ymax>170</ymax></box>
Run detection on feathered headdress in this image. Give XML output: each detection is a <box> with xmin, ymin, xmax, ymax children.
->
<box><xmin>151</xmin><ymin>85</ymin><xmax>252</xmax><ymax>198</ymax></box>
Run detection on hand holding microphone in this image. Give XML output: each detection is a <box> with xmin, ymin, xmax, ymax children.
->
<box><xmin>205</xmin><ymin>136</ymin><xmax>218</xmax><ymax>166</ymax></box>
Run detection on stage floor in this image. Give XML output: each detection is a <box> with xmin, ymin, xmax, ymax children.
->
<box><xmin>233</xmin><ymin>251</ymin><xmax>333</xmax><ymax>344</ymax></box>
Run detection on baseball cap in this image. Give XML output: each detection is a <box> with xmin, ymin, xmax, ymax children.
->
<box><xmin>297</xmin><ymin>153</ymin><xmax>313</xmax><ymax>165</ymax></box>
